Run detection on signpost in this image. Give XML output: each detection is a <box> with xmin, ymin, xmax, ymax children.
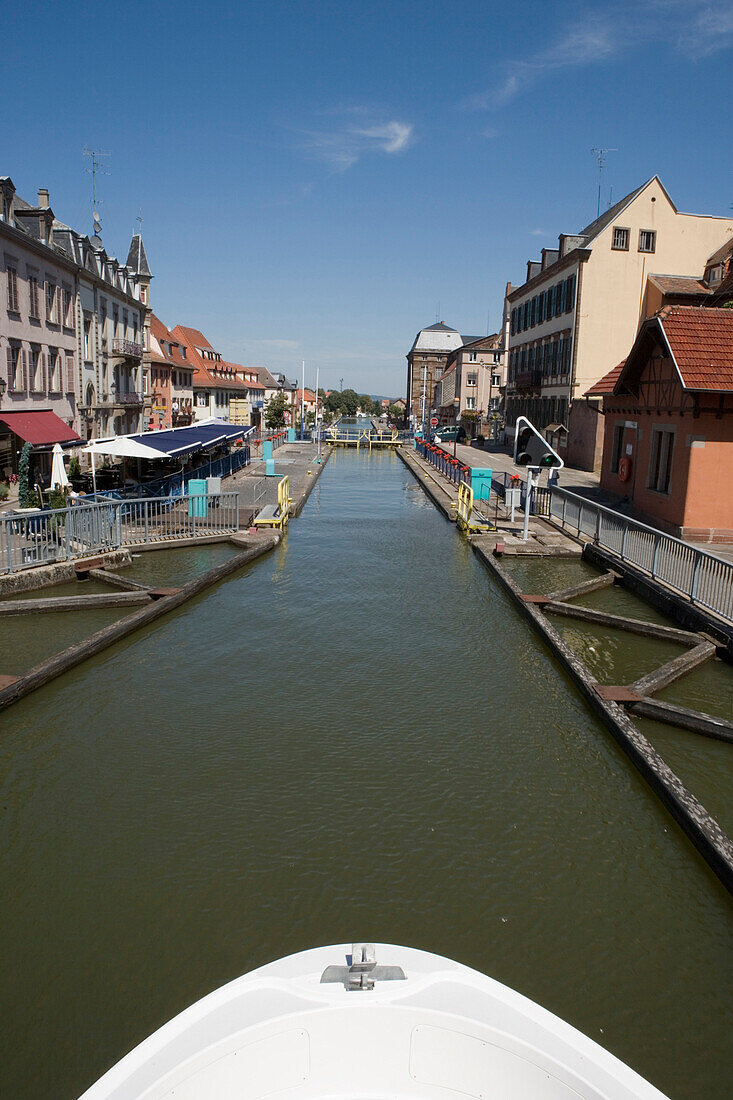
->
<box><xmin>430</xmin><ymin>417</ymin><xmax>438</xmax><ymax>428</ymax></box>
<box><xmin>513</xmin><ymin>416</ymin><xmax>564</xmax><ymax>542</ymax></box>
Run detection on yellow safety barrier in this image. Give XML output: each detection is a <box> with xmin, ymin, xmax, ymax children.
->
<box><xmin>253</xmin><ymin>475</ymin><xmax>292</xmax><ymax>530</ymax></box>
<box><xmin>456</xmin><ymin>481</ymin><xmax>491</xmax><ymax>534</ymax></box>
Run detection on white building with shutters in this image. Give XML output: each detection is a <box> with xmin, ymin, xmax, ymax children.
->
<box><xmin>0</xmin><ymin>178</ymin><xmax>79</xmax><ymax>470</ymax></box>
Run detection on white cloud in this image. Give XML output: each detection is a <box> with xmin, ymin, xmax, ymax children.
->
<box><xmin>353</xmin><ymin>121</ymin><xmax>413</xmax><ymax>154</ymax></box>
<box><xmin>469</xmin><ymin>2</ymin><xmax>733</xmax><ymax>108</ymax></box>
<box><xmin>529</xmin><ymin>228</ymin><xmax>545</xmax><ymax>236</ymax></box>
<box><xmin>300</xmin><ymin>113</ymin><xmax>414</xmax><ymax>171</ymax></box>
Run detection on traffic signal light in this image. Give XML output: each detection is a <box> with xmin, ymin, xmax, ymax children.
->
<box><xmin>513</xmin><ymin>417</ymin><xmax>563</xmax><ymax>469</ymax></box>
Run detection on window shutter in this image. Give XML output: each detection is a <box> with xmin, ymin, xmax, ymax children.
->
<box><xmin>21</xmin><ymin>349</ymin><xmax>27</xmax><ymax>391</ymax></box>
<box><xmin>41</xmin><ymin>352</ymin><xmax>47</xmax><ymax>393</ymax></box>
<box><xmin>5</xmin><ymin>347</ymin><xmax>12</xmax><ymax>388</ymax></box>
<box><xmin>65</xmin><ymin>353</ymin><xmax>75</xmax><ymax>394</ymax></box>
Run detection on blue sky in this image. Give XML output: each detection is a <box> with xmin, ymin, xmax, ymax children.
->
<box><xmin>3</xmin><ymin>0</ymin><xmax>733</xmax><ymax>395</ymax></box>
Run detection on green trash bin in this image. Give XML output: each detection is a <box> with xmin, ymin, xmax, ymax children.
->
<box><xmin>188</xmin><ymin>478</ymin><xmax>208</xmax><ymax>518</ymax></box>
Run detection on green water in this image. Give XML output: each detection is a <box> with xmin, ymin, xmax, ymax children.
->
<box><xmin>0</xmin><ymin>449</ymin><xmax>731</xmax><ymax>1099</ymax></box>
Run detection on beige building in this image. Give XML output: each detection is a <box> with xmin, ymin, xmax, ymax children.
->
<box><xmin>434</xmin><ymin>335</ymin><xmax>504</xmax><ymax>432</ymax></box>
<box><xmin>504</xmin><ymin>176</ymin><xmax>733</xmax><ymax>468</ymax></box>
<box><xmin>1</xmin><ymin>178</ymin><xmax>81</xmax><ymax>472</ymax></box>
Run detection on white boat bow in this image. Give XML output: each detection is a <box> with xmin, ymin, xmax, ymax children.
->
<box><xmin>80</xmin><ymin>942</ymin><xmax>668</xmax><ymax>1099</ymax></box>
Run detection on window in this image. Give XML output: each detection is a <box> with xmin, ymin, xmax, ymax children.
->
<box><xmin>140</xmin><ymin>286</ymin><xmax>147</xmax><ymax>303</ymax></box>
<box><xmin>83</xmin><ymin>316</ymin><xmax>92</xmax><ymax>361</ymax></box>
<box><xmin>28</xmin><ymin>270</ymin><xmax>39</xmax><ymax>318</ymax></box>
<box><xmin>610</xmin><ymin>423</ymin><xmax>625</xmax><ymax>473</ymax></box>
<box><xmin>467</xmin><ymin>373</ymin><xmax>478</xmax><ymax>386</ymax></box>
<box><xmin>465</xmin><ymin>396</ymin><xmax>476</xmax><ymax>410</ymax></box>
<box><xmin>612</xmin><ymin>227</ymin><xmax>629</xmax><ymax>250</ymax></box>
<box><xmin>6</xmin><ymin>344</ymin><xmax>23</xmax><ymax>390</ymax></box>
<box><xmin>468</xmin><ymin>350</ymin><xmax>477</xmax><ymax>362</ymax></box>
<box><xmin>29</xmin><ymin>347</ymin><xmax>43</xmax><ymax>391</ymax></box>
<box><xmin>113</xmin><ymin>305</ymin><xmax>119</xmax><ymax>336</ymax></box>
<box><xmin>180</xmin><ymin>345</ymin><xmax>186</xmax><ymax>359</ymax></box>
<box><xmin>6</xmin><ymin>263</ymin><xmax>19</xmax><ymax>312</ymax></box>
<box><xmin>46</xmin><ymin>279</ymin><xmax>57</xmax><ymax>322</ymax></box>
<box><xmin>648</xmin><ymin>427</ymin><xmax>674</xmax><ymax>493</ymax></box>
<box><xmin>565</xmin><ymin>274</ymin><xmax>576</xmax><ymax>313</ymax></box>
<box><xmin>492</xmin><ymin>373</ymin><xmax>501</xmax><ymax>387</ymax></box>
<box><xmin>639</xmin><ymin>230</ymin><xmax>656</xmax><ymax>254</ymax></box>
<box><xmin>48</xmin><ymin>349</ymin><xmax>61</xmax><ymax>392</ymax></box>
<box><xmin>196</xmin><ymin>392</ymin><xmax>207</xmax><ymax>406</ymax></box>
<box><xmin>63</xmin><ymin>287</ymin><xmax>73</xmax><ymax>329</ymax></box>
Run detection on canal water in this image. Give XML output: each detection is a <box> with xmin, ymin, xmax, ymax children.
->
<box><xmin>1</xmin><ymin>448</ymin><xmax>731</xmax><ymax>1099</ymax></box>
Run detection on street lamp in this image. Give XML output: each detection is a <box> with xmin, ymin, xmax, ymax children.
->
<box><xmin>453</xmin><ymin>398</ymin><xmax>460</xmax><ymax>459</ymax></box>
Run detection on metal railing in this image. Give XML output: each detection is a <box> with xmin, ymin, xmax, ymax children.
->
<box><xmin>0</xmin><ymin>492</ymin><xmax>239</xmax><ymax>574</ymax></box>
<box><xmin>549</xmin><ymin>487</ymin><xmax>733</xmax><ymax>623</ymax></box>
<box><xmin>251</xmin><ymin>430</ymin><xmax>288</xmax><ymax>452</ymax></box>
<box><xmin>414</xmin><ymin>439</ymin><xmax>471</xmax><ymax>486</ymax></box>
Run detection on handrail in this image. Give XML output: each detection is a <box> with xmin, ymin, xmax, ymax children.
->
<box><xmin>549</xmin><ymin>486</ymin><xmax>733</xmax><ymax>623</ymax></box>
<box><xmin>0</xmin><ymin>492</ymin><xmax>240</xmax><ymax>574</ymax></box>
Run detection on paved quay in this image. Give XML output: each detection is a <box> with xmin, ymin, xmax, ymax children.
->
<box><xmin>223</xmin><ymin>440</ymin><xmax>330</xmax><ymax>525</ymax></box>
<box><xmin>449</xmin><ymin>441</ymin><xmax>733</xmax><ymax>564</ymax></box>
<box><xmin>398</xmin><ymin>444</ymin><xmax>582</xmax><ymax>555</ymax></box>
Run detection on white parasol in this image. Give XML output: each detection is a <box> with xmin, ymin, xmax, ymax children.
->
<box><xmin>50</xmin><ymin>443</ymin><xmax>70</xmax><ymax>490</ymax></box>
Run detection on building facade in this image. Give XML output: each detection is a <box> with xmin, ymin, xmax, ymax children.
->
<box><xmin>147</xmin><ymin>314</ymin><xmax>194</xmax><ymax>429</ymax></box>
<box><xmin>405</xmin><ymin>322</ymin><xmax>464</xmax><ymax>427</ymax></box>
<box><xmin>1</xmin><ymin>179</ymin><xmax>80</xmax><ymax>475</ymax></box>
<box><xmin>171</xmin><ymin>325</ymin><xmax>250</xmax><ymax>422</ymax></box>
<box><xmin>434</xmin><ymin>334</ymin><xmax>504</xmax><ymax>430</ymax></box>
<box><xmin>593</xmin><ymin>306</ymin><xmax>733</xmax><ymax>541</ymax></box>
<box><xmin>504</xmin><ymin>176</ymin><xmax>733</xmax><ymax>468</ymax></box>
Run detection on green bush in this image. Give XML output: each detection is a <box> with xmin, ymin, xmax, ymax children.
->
<box><xmin>0</xmin><ymin>484</ymin><xmax>8</xmax><ymax>502</ymax></box>
<box><xmin>68</xmin><ymin>456</ymin><xmax>81</xmax><ymax>478</ymax></box>
<box><xmin>18</xmin><ymin>442</ymin><xmax>34</xmax><ymax>508</ymax></box>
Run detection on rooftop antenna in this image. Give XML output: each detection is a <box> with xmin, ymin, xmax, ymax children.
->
<box><xmin>83</xmin><ymin>147</ymin><xmax>110</xmax><ymax>236</ymax></box>
<box><xmin>136</xmin><ymin>209</ymin><xmax>143</xmax><ymax>236</ymax></box>
<box><xmin>590</xmin><ymin>147</ymin><xmax>617</xmax><ymax>219</ymax></box>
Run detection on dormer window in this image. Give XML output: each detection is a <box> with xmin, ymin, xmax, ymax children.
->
<box><xmin>707</xmin><ymin>264</ymin><xmax>723</xmax><ymax>286</ymax></box>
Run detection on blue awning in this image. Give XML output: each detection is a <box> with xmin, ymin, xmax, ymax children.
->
<box><xmin>85</xmin><ymin>418</ymin><xmax>253</xmax><ymax>460</ymax></box>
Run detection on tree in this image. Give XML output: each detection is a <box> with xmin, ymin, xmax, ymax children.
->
<box><xmin>324</xmin><ymin>390</ymin><xmax>342</xmax><ymax>413</ymax></box>
<box><xmin>265</xmin><ymin>392</ymin><xmax>288</xmax><ymax>429</ymax></box>
<box><xmin>340</xmin><ymin>388</ymin><xmax>359</xmax><ymax>416</ymax></box>
<box><xmin>18</xmin><ymin>442</ymin><xmax>35</xmax><ymax>508</ymax></box>
<box><xmin>388</xmin><ymin>404</ymin><xmax>403</xmax><ymax>422</ymax></box>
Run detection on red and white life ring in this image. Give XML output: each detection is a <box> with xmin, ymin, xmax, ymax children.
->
<box><xmin>618</xmin><ymin>456</ymin><xmax>632</xmax><ymax>482</ymax></box>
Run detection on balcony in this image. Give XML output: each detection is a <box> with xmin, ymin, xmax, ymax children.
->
<box><xmin>110</xmin><ymin>338</ymin><xmax>143</xmax><ymax>360</ymax></box>
<box><xmin>515</xmin><ymin>369</ymin><xmax>542</xmax><ymax>390</ymax></box>
<box><xmin>94</xmin><ymin>391</ymin><xmax>144</xmax><ymax>409</ymax></box>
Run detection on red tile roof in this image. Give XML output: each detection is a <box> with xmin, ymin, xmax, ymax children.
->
<box><xmin>647</xmin><ymin>275</ymin><xmax>711</xmax><ymax>297</ymax></box>
<box><xmin>150</xmin><ymin>314</ymin><xmax>194</xmax><ymax>371</ymax></box>
<box><xmin>585</xmin><ymin>361</ymin><xmax>625</xmax><ymax>397</ymax></box>
<box><xmin>659</xmin><ymin>306</ymin><xmax>733</xmax><ymax>392</ymax></box>
<box><xmin>170</xmin><ymin>325</ymin><xmax>248</xmax><ymax>392</ymax></box>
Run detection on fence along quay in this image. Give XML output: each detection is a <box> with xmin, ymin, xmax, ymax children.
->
<box><xmin>398</xmin><ymin>439</ymin><xmax>733</xmax><ymax>892</ymax></box>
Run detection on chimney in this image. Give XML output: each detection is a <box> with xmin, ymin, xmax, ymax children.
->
<box><xmin>38</xmin><ymin>188</ymin><xmax>49</xmax><ymax>208</ymax></box>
